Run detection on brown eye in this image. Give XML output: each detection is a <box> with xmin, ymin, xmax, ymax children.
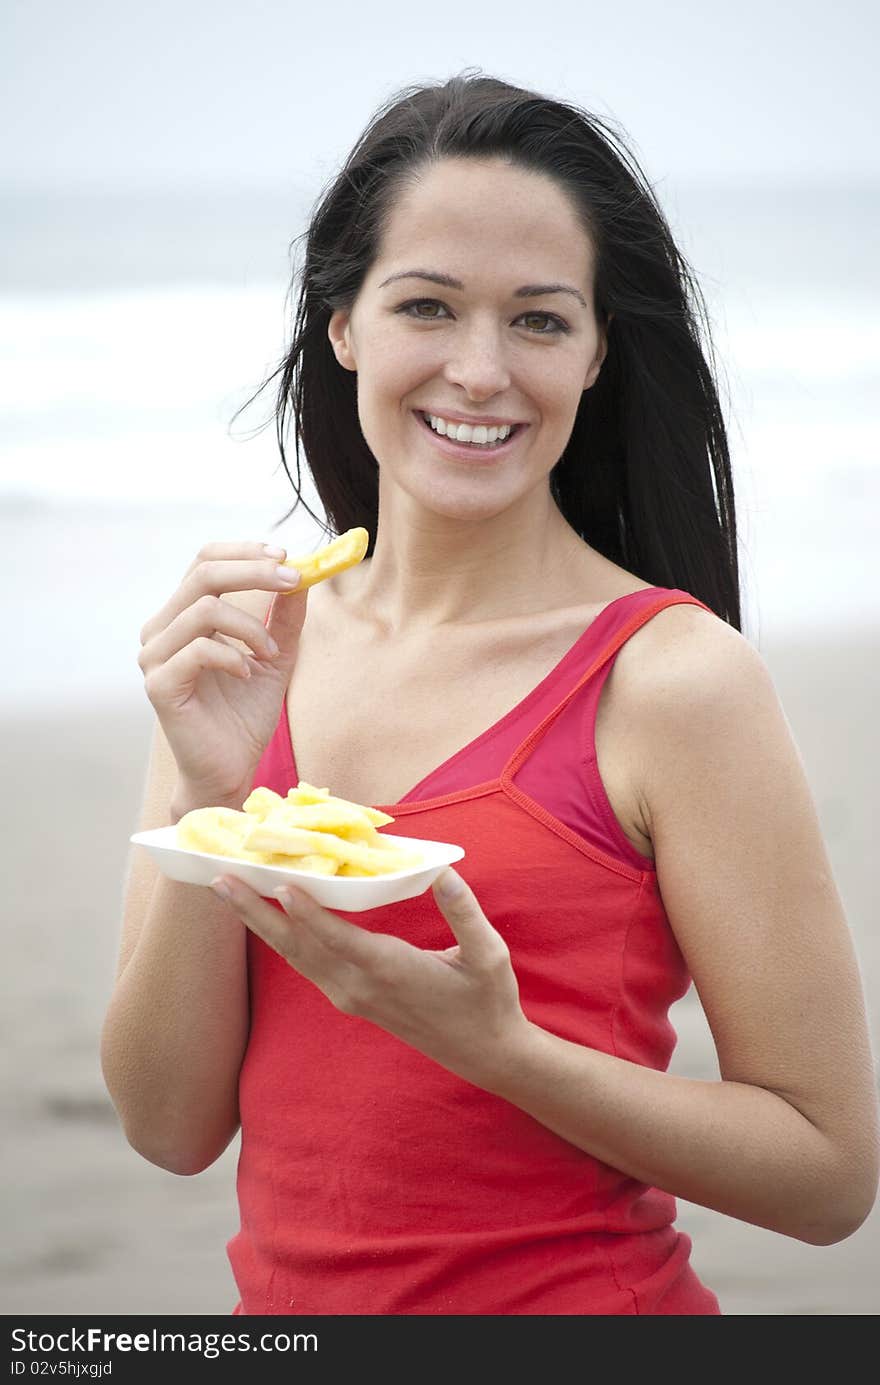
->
<box><xmin>398</xmin><ymin>299</ymin><xmax>569</xmax><ymax>335</ymax></box>
<box><xmin>400</xmin><ymin>300</ymin><xmax>447</xmax><ymax>320</ymax></box>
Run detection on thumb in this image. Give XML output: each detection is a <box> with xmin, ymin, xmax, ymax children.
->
<box><xmin>432</xmin><ymin>868</ymin><xmax>504</xmax><ymax>965</ymax></box>
<box><xmin>265</xmin><ymin>586</ymin><xmax>309</xmax><ymax>664</ymax></box>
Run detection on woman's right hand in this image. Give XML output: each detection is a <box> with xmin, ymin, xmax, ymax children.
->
<box><xmin>138</xmin><ymin>541</ymin><xmax>308</xmax><ymax>816</ymax></box>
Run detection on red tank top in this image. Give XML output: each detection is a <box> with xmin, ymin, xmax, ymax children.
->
<box><xmin>227</xmin><ymin>586</ymin><xmax>722</xmax><ymax>1315</ymax></box>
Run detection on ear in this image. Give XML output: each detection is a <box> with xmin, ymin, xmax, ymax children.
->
<box><xmin>583</xmin><ymin>320</ymin><xmax>611</xmax><ymax>391</ymax></box>
<box><xmin>328</xmin><ymin>308</ymin><xmax>357</xmax><ymax>372</ymax></box>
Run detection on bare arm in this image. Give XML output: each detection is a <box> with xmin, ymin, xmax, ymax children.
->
<box><xmin>481</xmin><ymin>608</ymin><xmax>879</xmax><ymax>1244</ymax></box>
<box><xmin>101</xmin><ymin>586</ymin><xmax>273</xmax><ymax>1175</ymax></box>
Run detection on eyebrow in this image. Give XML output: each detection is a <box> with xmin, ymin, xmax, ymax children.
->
<box><xmin>378</xmin><ymin>269</ymin><xmax>588</xmax><ymax>310</ymax></box>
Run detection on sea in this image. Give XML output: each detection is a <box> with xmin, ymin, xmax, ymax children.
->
<box><xmin>1</xmin><ymin>181</ymin><xmax>878</xmax><ymax>711</ymax></box>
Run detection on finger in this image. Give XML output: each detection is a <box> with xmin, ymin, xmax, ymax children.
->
<box><xmin>213</xmin><ymin>875</ymin><xmax>385</xmax><ymax>1019</ymax></box>
<box><xmin>181</xmin><ymin>540</ymin><xmax>287</xmax><ymax>580</ymax></box>
<box><xmin>139</xmin><ymin>593</ymin><xmax>281</xmax><ymax>674</ymax></box>
<box><xmin>140</xmin><ymin>552</ymin><xmax>301</xmax><ymax>646</ymax></box>
<box><xmin>209</xmin><ymin>874</ymin><xmax>377</xmax><ymax>970</ymax></box>
<box><xmin>144</xmin><ymin>635</ymin><xmax>255</xmax><ymax>706</ymax></box>
<box><xmin>210</xmin><ymin>875</ymin><xmax>310</xmax><ymax>965</ymax></box>
<box><xmin>432</xmin><ymin>869</ymin><xmax>507</xmax><ymax>965</ymax></box>
<box><xmin>276</xmin><ymin>881</ymin><xmax>381</xmax><ymax>967</ymax></box>
<box><xmin>264</xmin><ymin>585</ymin><xmax>310</xmax><ymax>656</ymax></box>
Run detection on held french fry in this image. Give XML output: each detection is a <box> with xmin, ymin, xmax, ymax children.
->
<box><xmin>279</xmin><ymin>527</ymin><xmax>369</xmax><ymax>592</ymax></box>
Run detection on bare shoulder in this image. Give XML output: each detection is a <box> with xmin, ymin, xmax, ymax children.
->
<box><xmin>610</xmin><ymin>600</ymin><xmax>767</xmax><ymax>822</ymax></box>
<box><xmin>615</xmin><ymin>598</ymin><xmax>763</xmax><ymax>721</ymax></box>
<box><xmin>620</xmin><ymin>597</ymin><xmax>752</xmax><ymax>684</ymax></box>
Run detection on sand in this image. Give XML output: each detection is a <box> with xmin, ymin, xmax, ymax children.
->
<box><xmin>2</xmin><ymin>628</ymin><xmax>878</xmax><ymax>1316</ymax></box>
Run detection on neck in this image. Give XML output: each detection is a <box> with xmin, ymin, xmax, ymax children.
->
<box><xmin>342</xmin><ymin>486</ymin><xmax>598</xmax><ymax>637</ymax></box>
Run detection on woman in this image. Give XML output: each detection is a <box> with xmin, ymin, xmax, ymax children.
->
<box><xmin>102</xmin><ymin>71</ymin><xmax>879</xmax><ymax>1315</ymax></box>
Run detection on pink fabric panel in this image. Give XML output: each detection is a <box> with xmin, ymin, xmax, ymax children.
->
<box><xmin>403</xmin><ymin>588</ymin><xmax>675</xmax><ymax>870</ymax></box>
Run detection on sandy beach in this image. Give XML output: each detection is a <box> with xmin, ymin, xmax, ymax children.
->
<box><xmin>2</xmin><ymin>626</ymin><xmax>878</xmax><ymax>1317</ymax></box>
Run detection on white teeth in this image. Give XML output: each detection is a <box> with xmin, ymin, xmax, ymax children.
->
<box><xmin>424</xmin><ymin>412</ymin><xmax>514</xmax><ymax>445</ymax></box>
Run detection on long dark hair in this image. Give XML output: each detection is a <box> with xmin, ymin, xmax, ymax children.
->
<box><xmin>235</xmin><ymin>69</ymin><xmax>741</xmax><ymax>630</ymax></box>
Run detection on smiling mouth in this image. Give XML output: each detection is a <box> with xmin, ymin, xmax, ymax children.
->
<box><xmin>414</xmin><ymin>410</ymin><xmax>526</xmax><ymax>453</ymax></box>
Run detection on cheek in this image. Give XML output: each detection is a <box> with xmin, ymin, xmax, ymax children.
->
<box><xmin>364</xmin><ymin>341</ymin><xmax>433</xmax><ymax>405</ymax></box>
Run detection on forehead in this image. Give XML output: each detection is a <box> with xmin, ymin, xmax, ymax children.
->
<box><xmin>371</xmin><ymin>158</ymin><xmax>595</xmax><ymax>286</ymax></box>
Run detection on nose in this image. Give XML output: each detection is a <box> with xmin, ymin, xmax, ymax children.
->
<box><xmin>441</xmin><ymin>321</ymin><xmax>512</xmax><ymax>401</ymax></box>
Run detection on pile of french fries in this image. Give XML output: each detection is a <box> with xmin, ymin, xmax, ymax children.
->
<box><xmin>176</xmin><ymin>782</ymin><xmax>424</xmax><ymax>877</ymax></box>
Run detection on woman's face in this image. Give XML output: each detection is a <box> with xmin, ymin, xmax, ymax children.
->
<box><xmin>328</xmin><ymin>157</ymin><xmax>609</xmax><ymax>521</ymax></box>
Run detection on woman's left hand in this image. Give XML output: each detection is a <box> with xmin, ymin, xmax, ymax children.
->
<box><xmin>210</xmin><ymin>867</ymin><xmax>529</xmax><ymax>1090</ymax></box>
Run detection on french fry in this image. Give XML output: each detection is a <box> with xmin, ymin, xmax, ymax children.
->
<box><xmin>269</xmin><ymin>802</ymin><xmax>381</xmax><ymax>840</ymax></box>
<box><xmin>251</xmin><ymin>787</ymin><xmax>392</xmax><ymax>838</ymax></box>
<box><xmin>262</xmin><ymin>852</ymin><xmax>339</xmax><ymax>876</ymax></box>
<box><xmin>285</xmin><ymin>783</ymin><xmax>330</xmax><ymax>804</ymax></box>
<box><xmin>278</xmin><ymin>527</ymin><xmax>369</xmax><ymax>593</ymax></box>
<box><xmin>286</xmin><ymin>785</ymin><xmax>393</xmax><ymax>828</ymax></box>
<box><xmin>243</xmin><ymin>822</ymin><xmax>423</xmax><ymax>876</ymax></box>
<box><xmin>241</xmin><ymin>786</ymin><xmax>288</xmax><ymax>820</ymax></box>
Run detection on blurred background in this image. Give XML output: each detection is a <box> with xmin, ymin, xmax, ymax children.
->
<box><xmin>2</xmin><ymin>0</ymin><xmax>877</xmax><ymax>1316</ymax></box>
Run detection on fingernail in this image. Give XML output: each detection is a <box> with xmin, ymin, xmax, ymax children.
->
<box><xmin>435</xmin><ymin>869</ymin><xmax>463</xmax><ymax>902</ymax></box>
<box><xmin>211</xmin><ymin>877</ymin><xmax>232</xmax><ymax>901</ymax></box>
<box><xmin>280</xmin><ymin>886</ymin><xmax>308</xmax><ymax>912</ymax></box>
<box><xmin>276</xmin><ymin>565</ymin><xmax>301</xmax><ymax>586</ymax></box>
<box><xmin>263</xmin><ymin>544</ymin><xmax>286</xmax><ymax>559</ymax></box>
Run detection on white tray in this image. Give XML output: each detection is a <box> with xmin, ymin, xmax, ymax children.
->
<box><xmin>130</xmin><ymin>826</ymin><xmax>465</xmax><ymax>913</ymax></box>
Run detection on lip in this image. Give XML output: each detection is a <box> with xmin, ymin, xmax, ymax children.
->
<box><xmin>412</xmin><ymin>410</ymin><xmax>527</xmax><ymax>463</ymax></box>
<box><xmin>418</xmin><ymin>409</ymin><xmax>526</xmax><ymax>427</ymax></box>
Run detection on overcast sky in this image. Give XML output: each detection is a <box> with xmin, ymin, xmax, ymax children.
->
<box><xmin>2</xmin><ymin>0</ymin><xmax>878</xmax><ymax>192</ymax></box>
